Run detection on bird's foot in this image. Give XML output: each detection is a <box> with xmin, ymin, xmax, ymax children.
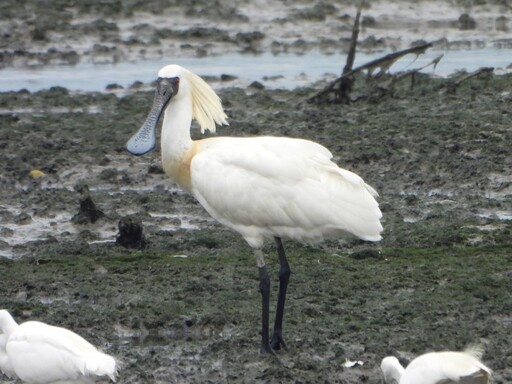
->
<box><xmin>270</xmin><ymin>331</ymin><xmax>287</xmax><ymax>351</ymax></box>
<box><xmin>259</xmin><ymin>332</ymin><xmax>287</xmax><ymax>356</ymax></box>
<box><xmin>260</xmin><ymin>342</ymin><xmax>277</xmax><ymax>355</ymax></box>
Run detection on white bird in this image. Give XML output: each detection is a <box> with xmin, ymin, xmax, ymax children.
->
<box><xmin>0</xmin><ymin>309</ymin><xmax>117</xmax><ymax>383</ymax></box>
<box><xmin>126</xmin><ymin>64</ymin><xmax>383</xmax><ymax>353</ymax></box>
<box><xmin>380</xmin><ymin>347</ymin><xmax>492</xmax><ymax>384</ymax></box>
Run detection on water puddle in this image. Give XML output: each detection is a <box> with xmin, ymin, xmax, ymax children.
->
<box><xmin>0</xmin><ymin>105</ymin><xmax>102</xmax><ymax>116</ymax></box>
<box><xmin>0</xmin><ymin>48</ymin><xmax>510</xmax><ymax>93</ymax></box>
<box><xmin>146</xmin><ymin>212</ymin><xmax>212</xmax><ymax>231</ymax></box>
<box><xmin>477</xmin><ymin>210</ymin><xmax>512</xmax><ymax>221</ymax></box>
<box><xmin>0</xmin><ymin>187</ymin><xmax>212</xmax><ymax>258</ymax></box>
<box><xmin>0</xmin><ymin>206</ymin><xmax>113</xmax><ymax>258</ymax></box>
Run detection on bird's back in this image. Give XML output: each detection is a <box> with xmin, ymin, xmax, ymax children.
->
<box><xmin>401</xmin><ymin>351</ymin><xmax>491</xmax><ymax>384</ymax></box>
<box><xmin>7</xmin><ymin>321</ymin><xmax>116</xmax><ymax>383</ymax></box>
<box><xmin>190</xmin><ymin>136</ymin><xmax>383</xmax><ymax>248</ymax></box>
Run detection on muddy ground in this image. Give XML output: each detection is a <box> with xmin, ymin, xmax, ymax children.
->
<box><xmin>1</xmin><ymin>0</ymin><xmax>512</xmax><ymax>67</ymax></box>
<box><xmin>1</xmin><ymin>1</ymin><xmax>512</xmax><ymax>383</ymax></box>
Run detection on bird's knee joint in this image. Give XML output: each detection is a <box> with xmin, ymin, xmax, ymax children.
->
<box><xmin>259</xmin><ymin>266</ymin><xmax>271</xmax><ymax>294</ymax></box>
<box><xmin>259</xmin><ymin>279</ymin><xmax>270</xmax><ymax>294</ymax></box>
<box><xmin>279</xmin><ymin>265</ymin><xmax>291</xmax><ymax>280</ymax></box>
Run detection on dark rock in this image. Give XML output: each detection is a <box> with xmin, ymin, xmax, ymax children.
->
<box><xmin>14</xmin><ymin>212</ymin><xmax>32</xmax><ymax>225</ymax></box>
<box><xmin>71</xmin><ymin>184</ymin><xmax>104</xmax><ymax>224</ymax></box>
<box><xmin>129</xmin><ymin>81</ymin><xmax>144</xmax><ymax>89</ymax></box>
<box><xmin>105</xmin><ymin>83</ymin><xmax>123</xmax><ymax>90</ymax></box>
<box><xmin>148</xmin><ymin>164</ymin><xmax>164</xmax><ymax>174</ymax></box>
<box><xmin>116</xmin><ymin>216</ymin><xmax>146</xmax><ymax>249</ymax></box>
<box><xmin>248</xmin><ymin>81</ymin><xmax>264</xmax><ymax>90</ymax></box>
<box><xmin>220</xmin><ymin>74</ymin><xmax>237</xmax><ymax>82</ymax></box>
<box><xmin>459</xmin><ymin>13</ymin><xmax>477</xmax><ymax>30</ymax></box>
<box><xmin>183</xmin><ymin>317</ymin><xmax>194</xmax><ymax>327</ymax></box>
<box><xmin>349</xmin><ymin>249</ymin><xmax>383</xmax><ymax>260</ymax></box>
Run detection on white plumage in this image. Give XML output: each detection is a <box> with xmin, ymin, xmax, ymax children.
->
<box><xmin>0</xmin><ymin>309</ymin><xmax>117</xmax><ymax>384</ymax></box>
<box><xmin>381</xmin><ymin>347</ymin><xmax>492</xmax><ymax>384</ymax></box>
<box><xmin>126</xmin><ymin>64</ymin><xmax>383</xmax><ymax>353</ymax></box>
<box><xmin>191</xmin><ymin>136</ymin><xmax>382</xmax><ymax>249</ymax></box>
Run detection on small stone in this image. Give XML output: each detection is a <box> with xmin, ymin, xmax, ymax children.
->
<box><xmin>116</xmin><ymin>216</ymin><xmax>146</xmax><ymax>249</ymax></box>
<box><xmin>248</xmin><ymin>81</ymin><xmax>264</xmax><ymax>90</ymax></box>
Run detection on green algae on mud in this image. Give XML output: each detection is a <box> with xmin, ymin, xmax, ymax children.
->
<box><xmin>0</xmin><ymin>242</ymin><xmax>510</xmax><ymax>383</ymax></box>
<box><xmin>0</xmin><ymin>73</ymin><xmax>511</xmax><ymax>382</ymax></box>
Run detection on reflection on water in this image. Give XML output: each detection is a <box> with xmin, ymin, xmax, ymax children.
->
<box><xmin>0</xmin><ymin>48</ymin><xmax>510</xmax><ymax>92</ymax></box>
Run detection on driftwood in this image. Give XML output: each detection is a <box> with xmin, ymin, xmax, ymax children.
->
<box><xmin>441</xmin><ymin>67</ymin><xmax>494</xmax><ymax>94</ymax></box>
<box><xmin>336</xmin><ymin>1</ymin><xmax>364</xmax><ymax>103</ymax></box>
<box><xmin>381</xmin><ymin>54</ymin><xmax>443</xmax><ymax>91</ymax></box>
<box><xmin>308</xmin><ymin>42</ymin><xmax>434</xmax><ymax>104</ymax></box>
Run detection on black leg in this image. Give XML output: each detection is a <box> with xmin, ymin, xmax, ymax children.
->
<box><xmin>258</xmin><ymin>264</ymin><xmax>272</xmax><ymax>354</ymax></box>
<box><xmin>270</xmin><ymin>237</ymin><xmax>291</xmax><ymax>351</ymax></box>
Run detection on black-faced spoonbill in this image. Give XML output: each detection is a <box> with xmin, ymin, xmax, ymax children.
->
<box><xmin>380</xmin><ymin>347</ymin><xmax>492</xmax><ymax>384</ymax></box>
<box><xmin>0</xmin><ymin>309</ymin><xmax>117</xmax><ymax>383</ymax></box>
<box><xmin>126</xmin><ymin>64</ymin><xmax>383</xmax><ymax>353</ymax></box>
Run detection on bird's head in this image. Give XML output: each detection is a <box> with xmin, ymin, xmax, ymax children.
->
<box><xmin>380</xmin><ymin>356</ymin><xmax>404</xmax><ymax>384</ymax></box>
<box><xmin>126</xmin><ymin>64</ymin><xmax>228</xmax><ymax>156</ymax></box>
<box><xmin>0</xmin><ymin>309</ymin><xmax>18</xmax><ymax>335</ymax></box>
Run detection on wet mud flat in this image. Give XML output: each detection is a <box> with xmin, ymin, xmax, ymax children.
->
<box><xmin>1</xmin><ymin>0</ymin><xmax>512</xmax><ymax>69</ymax></box>
<box><xmin>0</xmin><ymin>71</ymin><xmax>511</xmax><ymax>383</ymax></box>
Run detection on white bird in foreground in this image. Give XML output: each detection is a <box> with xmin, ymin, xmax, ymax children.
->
<box><xmin>0</xmin><ymin>309</ymin><xmax>117</xmax><ymax>383</ymax></box>
<box><xmin>381</xmin><ymin>347</ymin><xmax>492</xmax><ymax>384</ymax></box>
<box><xmin>126</xmin><ymin>64</ymin><xmax>383</xmax><ymax>353</ymax></box>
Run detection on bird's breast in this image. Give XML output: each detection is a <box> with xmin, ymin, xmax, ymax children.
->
<box><xmin>162</xmin><ymin>141</ymin><xmax>202</xmax><ymax>191</ymax></box>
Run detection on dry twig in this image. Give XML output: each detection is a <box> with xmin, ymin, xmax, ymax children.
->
<box><xmin>441</xmin><ymin>67</ymin><xmax>494</xmax><ymax>94</ymax></box>
<box><xmin>382</xmin><ymin>54</ymin><xmax>443</xmax><ymax>91</ymax></box>
<box><xmin>308</xmin><ymin>42</ymin><xmax>434</xmax><ymax>104</ymax></box>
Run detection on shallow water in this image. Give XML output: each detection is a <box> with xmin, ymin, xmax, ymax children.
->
<box><xmin>1</xmin><ymin>47</ymin><xmax>510</xmax><ymax>92</ymax></box>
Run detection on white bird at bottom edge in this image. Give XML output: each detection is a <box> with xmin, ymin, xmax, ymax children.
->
<box><xmin>126</xmin><ymin>64</ymin><xmax>383</xmax><ymax>354</ymax></box>
<box><xmin>0</xmin><ymin>309</ymin><xmax>117</xmax><ymax>384</ymax></box>
<box><xmin>381</xmin><ymin>346</ymin><xmax>492</xmax><ymax>384</ymax></box>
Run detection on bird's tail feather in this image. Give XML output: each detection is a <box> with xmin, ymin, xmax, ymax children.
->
<box><xmin>463</xmin><ymin>343</ymin><xmax>493</xmax><ymax>377</ymax></box>
<box><xmin>463</xmin><ymin>343</ymin><xmax>485</xmax><ymax>359</ymax></box>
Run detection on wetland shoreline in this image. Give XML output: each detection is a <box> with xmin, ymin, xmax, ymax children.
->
<box><xmin>1</xmin><ymin>0</ymin><xmax>511</xmax><ymax>382</ymax></box>
<box><xmin>1</xmin><ymin>72</ymin><xmax>511</xmax><ymax>382</ymax></box>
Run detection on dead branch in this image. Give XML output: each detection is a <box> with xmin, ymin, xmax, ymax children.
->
<box><xmin>383</xmin><ymin>54</ymin><xmax>443</xmax><ymax>90</ymax></box>
<box><xmin>343</xmin><ymin>1</ymin><xmax>363</xmax><ymax>75</ymax></box>
<box><xmin>336</xmin><ymin>0</ymin><xmax>364</xmax><ymax>103</ymax></box>
<box><xmin>308</xmin><ymin>42</ymin><xmax>434</xmax><ymax>104</ymax></box>
<box><xmin>441</xmin><ymin>66</ymin><xmax>494</xmax><ymax>95</ymax></box>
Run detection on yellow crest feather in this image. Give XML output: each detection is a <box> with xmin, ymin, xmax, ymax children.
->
<box><xmin>187</xmin><ymin>71</ymin><xmax>229</xmax><ymax>133</ymax></box>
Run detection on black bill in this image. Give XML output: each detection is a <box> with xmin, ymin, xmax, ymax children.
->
<box><xmin>126</xmin><ymin>77</ymin><xmax>179</xmax><ymax>156</ymax></box>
